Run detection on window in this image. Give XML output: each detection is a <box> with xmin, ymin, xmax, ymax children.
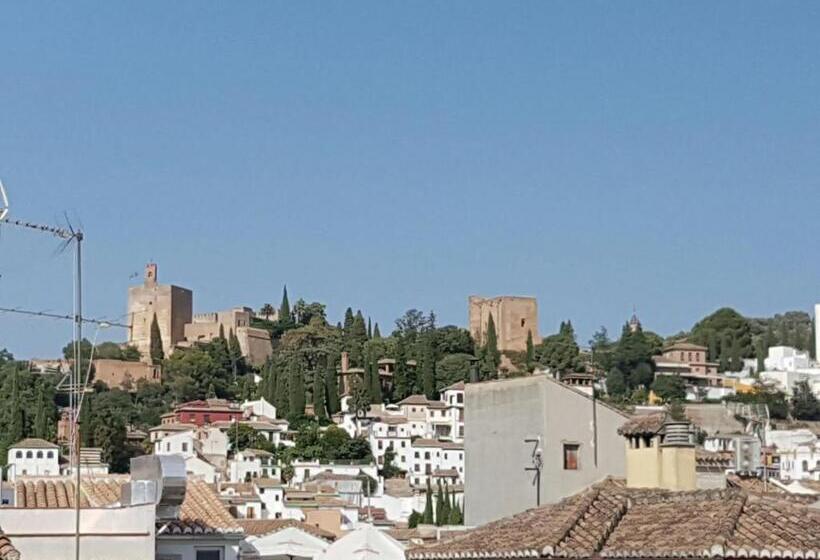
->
<box><xmin>15</xmin><ymin>451</ymin><xmax>21</xmax><ymax>459</ymax></box>
<box><xmin>563</xmin><ymin>444</ymin><xmax>580</xmax><ymax>470</ymax></box>
<box><xmin>195</xmin><ymin>548</ymin><xmax>223</xmax><ymax>560</ymax></box>
<box><xmin>46</xmin><ymin>451</ymin><xmax>53</xmax><ymax>459</ymax></box>
<box><xmin>414</xmin><ymin>465</ymin><xmax>420</xmax><ymax>472</ymax></box>
<box><xmin>26</xmin><ymin>451</ymin><xmax>32</xmax><ymax>459</ymax></box>
<box><xmin>802</xmin><ymin>460</ymin><xmax>809</xmax><ymax>472</ymax></box>
<box><xmin>424</xmin><ymin>452</ymin><xmax>430</xmax><ymax>460</ymax></box>
<box><xmin>182</xmin><ymin>443</ymin><xmax>188</xmax><ymax>452</ymax></box>
<box><xmin>457</xmin><ymin>394</ymin><xmax>463</xmax><ymax>404</ymax></box>
<box><xmin>166</xmin><ymin>443</ymin><xmax>171</xmax><ymax>452</ymax></box>
<box><xmin>36</xmin><ymin>451</ymin><xmax>43</xmax><ymax>459</ymax></box>
<box><xmin>521</xmin><ymin>318</ymin><xmax>526</xmax><ymax>327</ymax></box>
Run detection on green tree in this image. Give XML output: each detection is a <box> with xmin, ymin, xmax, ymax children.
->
<box><xmin>149</xmin><ymin>313</ymin><xmax>164</xmax><ymax>364</ymax></box>
<box><xmin>349</xmin><ymin>311</ymin><xmax>368</xmax><ymax>367</ymax></box>
<box><xmin>33</xmin><ymin>384</ymin><xmax>50</xmax><ymax>439</ymax></box>
<box><xmin>755</xmin><ymin>339</ymin><xmax>766</xmax><ymax>376</ymax></box>
<box><xmin>606</xmin><ymin>367</ymin><xmax>627</xmax><ymax>397</ymax></box>
<box><xmin>292</xmin><ymin>299</ymin><xmax>326</xmax><ymax>326</ymax></box>
<box><xmin>690</xmin><ymin>308</ymin><xmax>752</xmax><ymax>362</ymax></box>
<box><xmin>279</xmin><ymin>285</ymin><xmax>292</xmax><ymax>324</ymax></box>
<box><xmin>729</xmin><ymin>337</ymin><xmax>743</xmax><ymax>372</ymax></box>
<box><xmin>7</xmin><ymin>366</ymin><xmax>24</xmax><ymax>446</ymax></box>
<box><xmin>435</xmin><ymin>481</ymin><xmax>445</xmax><ymax>526</ymax></box>
<box><xmin>260</xmin><ymin>303</ymin><xmax>275</xmax><ymax>320</ymax></box>
<box><xmin>373</xmin><ymin>323</ymin><xmax>382</xmax><ymax>339</ymax></box>
<box><xmin>791</xmin><ymin>380</ymin><xmax>820</xmax><ymax>420</ymax></box>
<box><xmin>288</xmin><ymin>361</ymin><xmax>306</xmax><ymax>419</ymax></box>
<box><xmin>367</xmin><ymin>317</ymin><xmax>372</xmax><ymax>339</ymax></box>
<box><xmin>421</xmin><ymin>335</ymin><xmax>436</xmax><ymax>400</ymax></box>
<box><xmin>526</xmin><ymin>330</ymin><xmax>535</xmax><ymax>372</ymax></box>
<box><xmin>313</xmin><ymin>369</ymin><xmax>327</xmax><ymax>421</ymax></box>
<box><xmin>393</xmin><ymin>338</ymin><xmax>410</xmax><ymax>401</ymax></box>
<box><xmin>368</xmin><ymin>354</ymin><xmax>383</xmax><ymax>405</ymax></box>
<box><xmin>483</xmin><ymin>313</ymin><xmax>500</xmax><ymax>376</ymax></box>
<box><xmin>811</xmin><ymin>318</ymin><xmax>817</xmax><ymax>360</ymax></box>
<box><xmin>379</xmin><ymin>447</ymin><xmax>404</xmax><ymax>479</ymax></box>
<box><xmin>422</xmin><ymin>480</ymin><xmax>434</xmax><ymax>524</ymax></box>
<box><xmin>228</xmin><ymin>328</ymin><xmax>246</xmax><ymax>378</ymax></box>
<box><xmin>719</xmin><ymin>335</ymin><xmax>731</xmax><ymax>372</ymax></box>
<box><xmin>440</xmin><ymin>485</ymin><xmax>452</xmax><ymax>526</ymax></box>
<box><xmin>275</xmin><ymin>364</ymin><xmax>290</xmax><ymax>418</ymax></box>
<box><xmin>535</xmin><ymin>321</ymin><xmax>581</xmax><ymax>374</ymax></box>
<box><xmin>435</xmin><ymin>353</ymin><xmax>473</xmax><ymax>390</ymax></box>
<box><xmin>651</xmin><ymin>375</ymin><xmax>686</xmax><ymax>402</ymax></box>
<box><xmin>350</xmin><ymin>374</ymin><xmax>371</xmax><ymax>418</ymax></box>
<box><xmin>408</xmin><ymin>511</ymin><xmax>422</xmax><ymax>528</ymax></box>
<box><xmin>324</xmin><ymin>357</ymin><xmax>340</xmax><ymax>415</ymax></box>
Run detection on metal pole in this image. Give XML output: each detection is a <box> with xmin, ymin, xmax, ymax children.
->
<box><xmin>74</xmin><ymin>232</ymin><xmax>83</xmax><ymax>560</ymax></box>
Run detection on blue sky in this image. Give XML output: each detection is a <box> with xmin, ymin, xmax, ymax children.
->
<box><xmin>1</xmin><ymin>2</ymin><xmax>819</xmax><ymax>358</ymax></box>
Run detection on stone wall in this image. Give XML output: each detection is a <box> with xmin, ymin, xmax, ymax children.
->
<box><xmin>468</xmin><ymin>295</ymin><xmax>541</xmax><ymax>353</ymax></box>
<box><xmin>127</xmin><ymin>266</ymin><xmax>192</xmax><ymax>361</ymax></box>
<box><xmin>93</xmin><ymin>359</ymin><xmax>161</xmax><ymax>390</ymax></box>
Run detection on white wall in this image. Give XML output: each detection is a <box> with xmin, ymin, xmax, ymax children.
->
<box><xmin>155</xmin><ymin>431</ymin><xmax>196</xmax><ymax>458</ymax></box>
<box><xmin>157</xmin><ymin>536</ymin><xmax>241</xmax><ymax>560</ymax></box>
<box><xmin>241</xmin><ymin>398</ymin><xmax>277</xmax><ymax>420</ymax></box>
<box><xmin>7</xmin><ymin>447</ymin><xmax>60</xmax><ymax>480</ymax></box>
<box><xmin>0</xmin><ymin>504</ymin><xmax>156</xmax><ymax>560</ymax></box>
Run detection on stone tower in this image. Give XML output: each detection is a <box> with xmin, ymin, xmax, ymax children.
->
<box><xmin>127</xmin><ymin>263</ymin><xmax>192</xmax><ymax>362</ymax></box>
<box><xmin>468</xmin><ymin>295</ymin><xmax>541</xmax><ymax>353</ymax></box>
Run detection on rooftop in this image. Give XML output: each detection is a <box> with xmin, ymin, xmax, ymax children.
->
<box><xmin>9</xmin><ymin>438</ymin><xmax>59</xmax><ymax>449</ymax></box>
<box><xmin>239</xmin><ymin>518</ymin><xmax>335</xmax><ymax>540</ymax></box>
<box><xmin>664</xmin><ymin>341</ymin><xmax>709</xmax><ymax>352</ymax></box>
<box><xmin>161</xmin><ymin>479</ymin><xmax>243</xmax><ymax>535</ymax></box>
<box><xmin>617</xmin><ymin>413</ymin><xmax>667</xmax><ymax>436</ymax></box>
<box><xmin>412</xmin><ymin>438</ymin><xmax>464</xmax><ymax>450</ymax></box>
<box><xmin>0</xmin><ymin>528</ymin><xmax>18</xmax><ymax>560</ymax></box>
<box><xmin>408</xmin><ymin>479</ymin><xmax>820</xmax><ymax>559</ymax></box>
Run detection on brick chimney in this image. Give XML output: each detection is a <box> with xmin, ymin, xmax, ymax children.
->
<box><xmin>341</xmin><ymin>351</ymin><xmax>350</xmax><ymax>373</ymax></box>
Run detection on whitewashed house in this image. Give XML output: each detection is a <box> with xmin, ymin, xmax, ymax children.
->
<box><xmin>369</xmin><ymin>416</ymin><xmax>413</xmax><ymax>472</ymax></box>
<box><xmin>228</xmin><ymin>449</ymin><xmax>277</xmax><ymax>483</ymax></box>
<box><xmin>408</xmin><ymin>438</ymin><xmax>464</xmax><ymax>488</ymax></box>
<box><xmin>7</xmin><ymin>439</ymin><xmax>60</xmax><ymax>481</ymax></box>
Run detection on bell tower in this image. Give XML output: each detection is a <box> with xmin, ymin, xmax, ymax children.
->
<box><xmin>144</xmin><ymin>263</ymin><xmax>158</xmax><ymax>287</ymax></box>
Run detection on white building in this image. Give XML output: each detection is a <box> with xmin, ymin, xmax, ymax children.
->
<box><xmin>289</xmin><ymin>461</ymin><xmax>378</xmax><ymax>486</ymax></box>
<box><xmin>254</xmin><ymin>479</ymin><xmax>286</xmax><ymax>519</ymax></box>
<box><xmin>759</xmin><ymin>346</ymin><xmax>820</xmax><ymax>397</ymax></box>
<box><xmin>408</xmin><ymin>438</ymin><xmax>464</xmax><ymax>488</ymax></box>
<box><xmin>6</xmin><ymin>439</ymin><xmax>60</xmax><ymax>481</ymax></box>
<box><xmin>228</xmin><ymin>449</ymin><xmax>278</xmax><ymax>483</ymax></box>
<box><xmin>369</xmin><ymin>416</ymin><xmax>413</xmax><ymax>472</ymax></box>
<box><xmin>241</xmin><ymin>397</ymin><xmax>277</xmax><ymax>421</ymax></box>
<box><xmin>440</xmin><ymin>382</ymin><xmax>466</xmax><ymax>442</ymax></box>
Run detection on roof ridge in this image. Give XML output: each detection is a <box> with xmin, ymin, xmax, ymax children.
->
<box><xmin>543</xmin><ymin>487</ymin><xmax>603</xmax><ymax>556</ymax></box>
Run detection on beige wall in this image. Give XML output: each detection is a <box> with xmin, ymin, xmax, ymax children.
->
<box><xmin>93</xmin><ymin>359</ymin><xmax>161</xmax><ymax>390</ymax></box>
<box><xmin>625</xmin><ymin>437</ymin><xmax>697</xmax><ymax>491</ymax></box>
<box><xmin>183</xmin><ymin>307</ymin><xmax>272</xmax><ymax>366</ymax></box>
<box><xmin>303</xmin><ymin>509</ymin><xmax>344</xmax><ymax>537</ymax></box>
<box><xmin>468</xmin><ymin>296</ymin><xmax>540</xmax><ymax>353</ymax></box>
<box><xmin>128</xmin><ymin>282</ymin><xmax>192</xmax><ymax>361</ymax></box>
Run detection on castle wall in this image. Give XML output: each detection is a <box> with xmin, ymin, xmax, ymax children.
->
<box><xmin>127</xmin><ymin>277</ymin><xmax>192</xmax><ymax>361</ymax></box>
<box><xmin>468</xmin><ymin>296</ymin><xmax>540</xmax><ymax>353</ymax></box>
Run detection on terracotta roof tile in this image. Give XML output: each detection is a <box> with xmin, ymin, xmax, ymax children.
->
<box><xmin>13</xmin><ymin>476</ymin><xmax>128</xmax><ymax>509</ymax></box>
<box><xmin>162</xmin><ymin>479</ymin><xmax>243</xmax><ymax>535</ymax></box>
<box><xmin>238</xmin><ymin>519</ymin><xmax>335</xmax><ymax>540</ymax></box>
<box><xmin>408</xmin><ymin>480</ymin><xmax>820</xmax><ymax>559</ymax></box>
<box><xmin>617</xmin><ymin>413</ymin><xmax>667</xmax><ymax>436</ymax></box>
<box><xmin>10</xmin><ymin>438</ymin><xmax>59</xmax><ymax>449</ymax></box>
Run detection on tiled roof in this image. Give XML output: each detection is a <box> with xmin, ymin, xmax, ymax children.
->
<box><xmin>617</xmin><ymin>413</ymin><xmax>667</xmax><ymax>436</ymax></box>
<box><xmin>0</xmin><ymin>528</ymin><xmax>19</xmax><ymax>560</ymax></box>
<box><xmin>254</xmin><ymin>478</ymin><xmax>283</xmax><ymax>488</ymax></box>
<box><xmin>10</xmin><ymin>438</ymin><xmax>59</xmax><ymax>449</ymax></box>
<box><xmin>239</xmin><ymin>518</ymin><xmax>335</xmax><ymax>540</ymax></box>
<box><xmin>13</xmin><ymin>476</ymin><xmax>128</xmax><ymax>508</ymax></box>
<box><xmin>161</xmin><ymin>479</ymin><xmax>243</xmax><ymax>535</ymax></box>
<box><xmin>398</xmin><ymin>395</ymin><xmax>433</xmax><ymax>406</ymax></box>
<box><xmin>374</xmin><ymin>415</ymin><xmax>410</xmax><ymax>426</ymax></box>
<box><xmin>432</xmin><ymin>468</ymin><xmax>460</xmax><ymax>478</ymax></box>
<box><xmin>149</xmin><ymin>422</ymin><xmax>196</xmax><ymax>432</ymax></box>
<box><xmin>664</xmin><ymin>342</ymin><xmax>708</xmax><ymax>352</ymax></box>
<box><xmin>407</xmin><ymin>479</ymin><xmax>820</xmax><ymax>559</ymax></box>
<box><xmin>695</xmin><ymin>449</ymin><xmax>734</xmax><ymax>469</ymax></box>
<box><xmin>411</xmin><ymin>438</ymin><xmax>463</xmax><ymax>450</ymax></box>
<box><xmin>443</xmin><ymin>381</ymin><xmax>465</xmax><ymax>391</ymax></box>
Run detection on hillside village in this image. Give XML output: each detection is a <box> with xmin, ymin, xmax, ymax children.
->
<box><xmin>0</xmin><ymin>263</ymin><xmax>818</xmax><ymax>559</ymax></box>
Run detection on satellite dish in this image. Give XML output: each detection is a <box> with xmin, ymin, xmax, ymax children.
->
<box><xmin>0</xmin><ymin>180</ymin><xmax>8</xmax><ymax>221</ymax></box>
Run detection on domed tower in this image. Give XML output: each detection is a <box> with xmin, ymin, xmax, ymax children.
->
<box><xmin>628</xmin><ymin>309</ymin><xmax>642</xmax><ymax>333</ymax></box>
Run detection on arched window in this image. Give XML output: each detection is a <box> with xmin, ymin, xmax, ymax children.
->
<box><xmin>802</xmin><ymin>460</ymin><xmax>809</xmax><ymax>472</ymax></box>
<box><xmin>36</xmin><ymin>451</ymin><xmax>43</xmax><ymax>459</ymax></box>
<box><xmin>15</xmin><ymin>451</ymin><xmax>22</xmax><ymax>459</ymax></box>
<box><xmin>47</xmin><ymin>451</ymin><xmax>54</xmax><ymax>459</ymax></box>
<box><xmin>25</xmin><ymin>451</ymin><xmax>33</xmax><ymax>459</ymax></box>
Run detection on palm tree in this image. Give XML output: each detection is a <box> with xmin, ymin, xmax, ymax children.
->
<box><xmin>260</xmin><ymin>303</ymin><xmax>274</xmax><ymax>320</ymax></box>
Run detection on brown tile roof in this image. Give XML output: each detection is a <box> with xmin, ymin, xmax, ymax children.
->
<box><xmin>162</xmin><ymin>479</ymin><xmax>243</xmax><ymax>535</ymax></box>
<box><xmin>726</xmin><ymin>474</ymin><xmax>787</xmax><ymax>495</ymax></box>
<box><xmin>10</xmin><ymin>438</ymin><xmax>59</xmax><ymax>449</ymax></box>
<box><xmin>664</xmin><ymin>341</ymin><xmax>709</xmax><ymax>352</ymax></box>
<box><xmin>238</xmin><ymin>518</ymin><xmax>335</xmax><ymax>540</ymax></box>
<box><xmin>443</xmin><ymin>381</ymin><xmax>465</xmax><ymax>391</ymax></box>
<box><xmin>407</xmin><ymin>479</ymin><xmax>820</xmax><ymax>559</ymax></box>
<box><xmin>412</xmin><ymin>438</ymin><xmax>464</xmax><ymax>450</ymax></box>
<box><xmin>398</xmin><ymin>395</ymin><xmax>433</xmax><ymax>406</ymax></box>
<box><xmin>13</xmin><ymin>476</ymin><xmax>128</xmax><ymax>508</ymax></box>
<box><xmin>617</xmin><ymin>413</ymin><xmax>667</xmax><ymax>436</ymax></box>
<box><xmin>695</xmin><ymin>449</ymin><xmax>734</xmax><ymax>469</ymax></box>
<box><xmin>253</xmin><ymin>478</ymin><xmax>283</xmax><ymax>488</ymax></box>
<box><xmin>0</xmin><ymin>529</ymin><xmax>19</xmax><ymax>560</ymax></box>
<box><xmin>374</xmin><ymin>415</ymin><xmax>411</xmax><ymax>426</ymax></box>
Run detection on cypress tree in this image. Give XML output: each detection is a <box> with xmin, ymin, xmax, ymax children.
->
<box><xmin>435</xmin><ymin>480</ymin><xmax>445</xmax><ymax>526</ymax></box>
<box><xmin>526</xmin><ymin>330</ymin><xmax>535</xmax><ymax>372</ymax></box>
<box><xmin>706</xmin><ymin>331</ymin><xmax>718</xmax><ymax>362</ymax></box>
<box><xmin>422</xmin><ymin>335</ymin><xmax>436</xmax><ymax>399</ymax></box>
<box><xmin>367</xmin><ymin>317</ymin><xmax>372</xmax><ymax>339</ymax></box>
<box><xmin>719</xmin><ymin>335</ymin><xmax>731</xmax><ymax>372</ymax></box>
<box><xmin>422</xmin><ymin>480</ymin><xmax>434</xmax><ymax>524</ymax></box>
<box><xmin>810</xmin><ymin>318</ymin><xmax>817</xmax><ymax>360</ymax></box>
<box><xmin>313</xmin><ymin>369</ymin><xmax>327</xmax><ymax>421</ymax></box>
<box><xmin>369</xmin><ymin>354</ymin><xmax>383</xmax><ymax>405</ymax></box>
<box><xmin>149</xmin><ymin>313</ymin><xmax>164</xmax><ymax>364</ymax></box>
<box><xmin>264</xmin><ymin>364</ymin><xmax>278</xmax><ymax>404</ymax></box>
<box><xmin>33</xmin><ymin>385</ymin><xmax>49</xmax><ymax>439</ymax></box>
<box><xmin>218</xmin><ymin>323</ymin><xmax>226</xmax><ymax>341</ymax></box>
<box><xmin>729</xmin><ymin>338</ymin><xmax>743</xmax><ymax>372</ymax></box>
<box><xmin>8</xmin><ymin>367</ymin><xmax>23</xmax><ymax>445</ymax></box>
<box><xmin>440</xmin><ymin>485</ymin><xmax>451</xmax><ymax>525</ymax></box>
<box><xmin>393</xmin><ymin>338</ymin><xmax>409</xmax><ymax>401</ymax></box>
<box><xmin>206</xmin><ymin>383</ymin><xmax>216</xmax><ymax>398</ymax></box>
<box><xmin>482</xmin><ymin>313</ymin><xmax>500</xmax><ymax>379</ymax></box>
<box><xmin>279</xmin><ymin>285</ymin><xmax>291</xmax><ymax>324</ymax></box>
<box><xmin>373</xmin><ymin>323</ymin><xmax>381</xmax><ymax>339</ymax></box>
<box><xmin>343</xmin><ymin>308</ymin><xmax>355</xmax><ymax>343</ymax></box>
<box><xmin>350</xmin><ymin>311</ymin><xmax>368</xmax><ymax>367</ymax></box>
<box><xmin>755</xmin><ymin>339</ymin><xmax>766</xmax><ymax>376</ymax></box>
<box><xmin>324</xmin><ymin>356</ymin><xmax>340</xmax><ymax>415</ymax></box>
<box><xmin>288</xmin><ymin>361</ymin><xmax>305</xmax><ymax>418</ymax></box>
<box><xmin>275</xmin><ymin>365</ymin><xmax>290</xmax><ymax>418</ymax></box>
<box><xmin>228</xmin><ymin>328</ymin><xmax>244</xmax><ymax>378</ymax></box>
<box><xmin>448</xmin><ymin>492</ymin><xmax>461</xmax><ymax>525</ymax></box>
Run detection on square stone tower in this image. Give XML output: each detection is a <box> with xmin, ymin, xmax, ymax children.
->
<box><xmin>469</xmin><ymin>295</ymin><xmax>541</xmax><ymax>352</ymax></box>
<box><xmin>127</xmin><ymin>264</ymin><xmax>192</xmax><ymax>361</ymax></box>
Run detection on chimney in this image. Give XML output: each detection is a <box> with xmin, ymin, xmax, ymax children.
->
<box><xmin>622</xmin><ymin>416</ymin><xmax>696</xmax><ymax>491</ymax></box>
<box><xmin>122</xmin><ymin>454</ymin><xmax>186</xmax><ymax>520</ymax></box>
<box><xmin>145</xmin><ymin>263</ymin><xmax>158</xmax><ymax>287</ymax></box>
<box><xmin>341</xmin><ymin>351</ymin><xmax>350</xmax><ymax>373</ymax></box>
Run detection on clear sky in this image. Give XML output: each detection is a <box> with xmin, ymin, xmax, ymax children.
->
<box><xmin>2</xmin><ymin>2</ymin><xmax>819</xmax><ymax>359</ymax></box>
